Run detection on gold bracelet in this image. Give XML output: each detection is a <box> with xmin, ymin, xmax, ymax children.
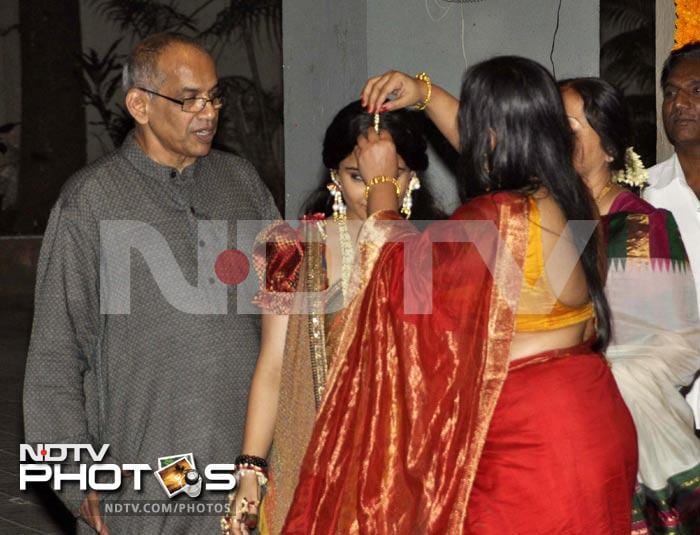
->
<box><xmin>364</xmin><ymin>176</ymin><xmax>401</xmax><ymax>200</ymax></box>
<box><xmin>414</xmin><ymin>72</ymin><xmax>432</xmax><ymax>111</ymax></box>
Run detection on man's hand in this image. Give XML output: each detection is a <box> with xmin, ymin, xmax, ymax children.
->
<box><xmin>79</xmin><ymin>491</ymin><xmax>110</xmax><ymax>534</ymax></box>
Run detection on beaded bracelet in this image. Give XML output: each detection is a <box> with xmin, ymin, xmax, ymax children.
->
<box><xmin>237</xmin><ymin>463</ymin><xmax>268</xmax><ymax>482</ymax></box>
<box><xmin>364</xmin><ymin>176</ymin><xmax>401</xmax><ymax>200</ymax></box>
<box><xmin>414</xmin><ymin>72</ymin><xmax>432</xmax><ymax>111</ymax></box>
<box><xmin>234</xmin><ymin>454</ymin><xmax>268</xmax><ymax>470</ymax></box>
<box><xmin>236</xmin><ymin>467</ymin><xmax>269</xmax><ymax>488</ymax></box>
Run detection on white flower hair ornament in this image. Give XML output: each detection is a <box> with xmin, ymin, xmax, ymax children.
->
<box><xmin>611</xmin><ymin>147</ymin><xmax>648</xmax><ymax>188</ymax></box>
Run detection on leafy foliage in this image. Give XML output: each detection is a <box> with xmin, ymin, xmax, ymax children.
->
<box><xmin>214</xmin><ymin>75</ymin><xmax>283</xmax><ymax>205</ymax></box>
<box><xmin>87</xmin><ymin>0</ymin><xmax>200</xmax><ymax>38</ymax></box>
<box><xmin>601</xmin><ymin>0</ymin><xmax>651</xmax><ymax>33</ymax></box>
<box><xmin>601</xmin><ymin>26</ymin><xmax>655</xmax><ymax>93</ymax></box>
<box><xmin>80</xmin><ymin>38</ymin><xmax>134</xmax><ymax>148</ymax></box>
<box><xmin>600</xmin><ymin>0</ymin><xmax>656</xmax><ymax>166</ymax></box>
<box><xmin>198</xmin><ymin>0</ymin><xmax>281</xmax><ymax>48</ymax></box>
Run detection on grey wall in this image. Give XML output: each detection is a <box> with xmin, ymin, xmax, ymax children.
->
<box><xmin>283</xmin><ymin>0</ymin><xmax>599</xmax><ymax>217</ymax></box>
<box><xmin>282</xmin><ymin>0</ymin><xmax>367</xmax><ymax>216</ymax></box>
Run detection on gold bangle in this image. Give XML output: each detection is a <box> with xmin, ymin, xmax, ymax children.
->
<box><xmin>414</xmin><ymin>72</ymin><xmax>432</xmax><ymax>111</ymax></box>
<box><xmin>364</xmin><ymin>176</ymin><xmax>401</xmax><ymax>199</ymax></box>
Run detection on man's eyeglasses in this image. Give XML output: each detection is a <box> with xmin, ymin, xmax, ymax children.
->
<box><xmin>137</xmin><ymin>87</ymin><xmax>225</xmax><ymax>113</ymax></box>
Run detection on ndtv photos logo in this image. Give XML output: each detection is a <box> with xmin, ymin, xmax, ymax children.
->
<box><xmin>19</xmin><ymin>444</ymin><xmax>236</xmax><ymax>498</ymax></box>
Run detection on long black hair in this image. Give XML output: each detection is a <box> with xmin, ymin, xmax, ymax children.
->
<box><xmin>457</xmin><ymin>56</ymin><xmax>611</xmax><ymax>350</ymax></box>
<box><xmin>301</xmin><ymin>100</ymin><xmax>445</xmax><ymax>220</ymax></box>
<box><xmin>661</xmin><ymin>41</ymin><xmax>700</xmax><ymax>87</ymax></box>
<box><xmin>559</xmin><ymin>77</ymin><xmax>632</xmax><ymax>173</ymax></box>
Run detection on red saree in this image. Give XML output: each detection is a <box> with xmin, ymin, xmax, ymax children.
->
<box><xmin>468</xmin><ymin>343</ymin><xmax>638</xmax><ymax>534</ymax></box>
<box><xmin>282</xmin><ymin>193</ymin><xmax>637</xmax><ymax>534</ymax></box>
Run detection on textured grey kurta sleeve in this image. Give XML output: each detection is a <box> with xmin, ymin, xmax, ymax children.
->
<box><xmin>23</xmin><ymin>188</ymin><xmax>106</xmax><ymax>514</ymax></box>
<box><xmin>241</xmin><ymin>159</ymin><xmax>280</xmax><ymax>221</ymax></box>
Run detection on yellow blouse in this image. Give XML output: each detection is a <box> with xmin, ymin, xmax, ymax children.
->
<box><xmin>515</xmin><ymin>197</ymin><xmax>594</xmax><ymax>332</ymax></box>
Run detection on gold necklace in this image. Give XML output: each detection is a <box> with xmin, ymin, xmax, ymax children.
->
<box><xmin>594</xmin><ymin>181</ymin><xmax>613</xmax><ymax>203</ymax></box>
<box><xmin>334</xmin><ymin>213</ymin><xmax>354</xmax><ymax>301</ymax></box>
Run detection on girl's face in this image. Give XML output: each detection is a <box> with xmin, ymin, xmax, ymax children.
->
<box><xmin>561</xmin><ymin>88</ymin><xmax>612</xmax><ymax>180</ymax></box>
<box><xmin>333</xmin><ymin>151</ymin><xmax>413</xmax><ymax>220</ymax></box>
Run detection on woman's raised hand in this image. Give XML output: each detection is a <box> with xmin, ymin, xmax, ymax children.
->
<box><xmin>355</xmin><ymin>128</ymin><xmax>399</xmax><ymax>183</ymax></box>
<box><xmin>354</xmin><ymin>128</ymin><xmax>401</xmax><ymax>215</ymax></box>
<box><xmin>361</xmin><ymin>70</ymin><xmax>426</xmax><ymax>114</ymax></box>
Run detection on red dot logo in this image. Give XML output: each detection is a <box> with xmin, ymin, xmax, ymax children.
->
<box><xmin>40</xmin><ymin>449</ymin><xmax>47</xmax><ymax>456</ymax></box>
<box><xmin>215</xmin><ymin>249</ymin><xmax>250</xmax><ymax>286</ymax></box>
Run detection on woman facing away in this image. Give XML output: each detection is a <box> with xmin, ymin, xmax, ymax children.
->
<box><xmin>281</xmin><ymin>56</ymin><xmax>638</xmax><ymax>534</ymax></box>
<box><xmin>561</xmin><ymin>77</ymin><xmax>700</xmax><ymax>534</ymax></box>
<box><xmin>222</xmin><ymin>101</ymin><xmax>445</xmax><ymax>535</ymax></box>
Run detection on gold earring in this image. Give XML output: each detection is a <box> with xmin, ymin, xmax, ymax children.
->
<box><xmin>328</xmin><ymin>170</ymin><xmax>346</xmax><ymax>221</ymax></box>
<box><xmin>400</xmin><ymin>174</ymin><xmax>421</xmax><ymax>219</ymax></box>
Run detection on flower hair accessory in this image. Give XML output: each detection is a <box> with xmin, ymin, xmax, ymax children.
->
<box><xmin>612</xmin><ymin>147</ymin><xmax>648</xmax><ymax>188</ymax></box>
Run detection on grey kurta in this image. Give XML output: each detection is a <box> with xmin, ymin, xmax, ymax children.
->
<box><xmin>23</xmin><ymin>131</ymin><xmax>279</xmax><ymax>534</ymax></box>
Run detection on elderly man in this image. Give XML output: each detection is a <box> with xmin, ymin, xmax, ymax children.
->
<box><xmin>644</xmin><ymin>41</ymin><xmax>700</xmax><ymax>431</ymax></box>
<box><xmin>23</xmin><ymin>33</ymin><xmax>278</xmax><ymax>533</ymax></box>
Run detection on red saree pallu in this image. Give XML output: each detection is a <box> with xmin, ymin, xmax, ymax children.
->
<box><xmin>468</xmin><ymin>343</ymin><xmax>638</xmax><ymax>534</ymax></box>
<box><xmin>281</xmin><ymin>193</ymin><xmax>639</xmax><ymax>534</ymax></box>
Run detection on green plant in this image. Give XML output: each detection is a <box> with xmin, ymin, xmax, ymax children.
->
<box><xmin>215</xmin><ymin>75</ymin><xmax>283</xmax><ymax>206</ymax></box>
<box><xmin>600</xmin><ymin>0</ymin><xmax>656</xmax><ymax>166</ymax></box>
<box><xmin>601</xmin><ymin>0</ymin><xmax>655</xmax><ymax>93</ymax></box>
<box><xmin>199</xmin><ymin>0</ymin><xmax>283</xmax><ymax>208</ymax></box>
<box><xmin>80</xmin><ymin>38</ymin><xmax>134</xmax><ymax>150</ymax></box>
<box><xmin>88</xmin><ymin>0</ymin><xmax>203</xmax><ymax>38</ymax></box>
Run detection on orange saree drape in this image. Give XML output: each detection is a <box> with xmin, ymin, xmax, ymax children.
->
<box><xmin>282</xmin><ymin>193</ymin><xmax>529</xmax><ymax>533</ymax></box>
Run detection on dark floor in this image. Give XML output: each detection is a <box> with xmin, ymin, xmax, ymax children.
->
<box><xmin>0</xmin><ymin>307</ymin><xmax>75</xmax><ymax>534</ymax></box>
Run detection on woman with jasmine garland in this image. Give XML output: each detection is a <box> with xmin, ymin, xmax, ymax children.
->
<box><xmin>561</xmin><ymin>77</ymin><xmax>700</xmax><ymax>534</ymax></box>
